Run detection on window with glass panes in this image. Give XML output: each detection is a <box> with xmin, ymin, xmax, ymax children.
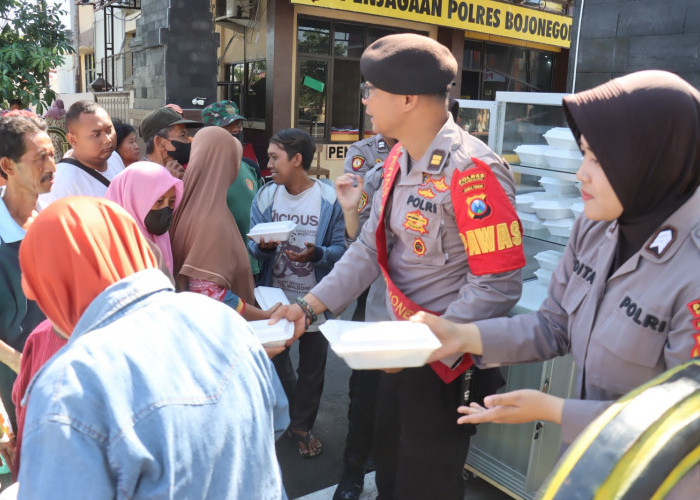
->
<box><xmin>461</xmin><ymin>41</ymin><xmax>556</xmax><ymax>100</ymax></box>
<box><xmin>296</xmin><ymin>17</ymin><xmax>423</xmax><ymax>142</ymax></box>
<box><xmin>221</xmin><ymin>60</ymin><xmax>267</xmax><ymax>120</ymax></box>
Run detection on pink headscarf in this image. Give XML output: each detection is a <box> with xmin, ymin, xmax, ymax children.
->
<box><xmin>44</xmin><ymin>99</ymin><xmax>65</xmax><ymax>120</ymax></box>
<box><xmin>105</xmin><ymin>161</ymin><xmax>183</xmax><ymax>271</ymax></box>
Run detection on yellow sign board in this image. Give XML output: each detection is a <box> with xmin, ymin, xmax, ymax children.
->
<box><xmin>291</xmin><ymin>0</ymin><xmax>572</xmax><ymax>48</ymax></box>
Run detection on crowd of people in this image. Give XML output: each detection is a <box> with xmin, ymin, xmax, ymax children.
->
<box><xmin>1</xmin><ymin>32</ymin><xmax>699</xmax><ymax>499</ymax></box>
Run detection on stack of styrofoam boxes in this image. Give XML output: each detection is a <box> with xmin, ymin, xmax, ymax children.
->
<box><xmin>533</xmin><ymin>249</ymin><xmax>564</xmax><ymax>287</ymax></box>
<box><xmin>516</xmin><ymin>178</ymin><xmax>579</xmax><ymax>244</ymax></box>
<box><xmin>513</xmin><ymin>128</ymin><xmax>582</xmax><ymax>173</ymax></box>
<box><xmin>542</xmin><ymin>127</ymin><xmax>583</xmax><ymax>173</ymax></box>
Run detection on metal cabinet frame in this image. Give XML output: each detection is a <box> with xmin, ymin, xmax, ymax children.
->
<box><xmin>460</xmin><ymin>91</ymin><xmax>579</xmax><ymax>500</ymax></box>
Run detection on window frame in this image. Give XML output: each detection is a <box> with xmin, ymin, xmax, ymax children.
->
<box><xmin>295</xmin><ymin>15</ymin><xmax>424</xmax><ymax>142</ymax></box>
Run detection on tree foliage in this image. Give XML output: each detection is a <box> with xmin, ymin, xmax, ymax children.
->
<box><xmin>0</xmin><ymin>0</ymin><xmax>74</xmax><ymax>113</ymax></box>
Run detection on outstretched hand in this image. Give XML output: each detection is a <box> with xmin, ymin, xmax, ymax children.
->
<box><xmin>456</xmin><ymin>389</ymin><xmax>564</xmax><ymax>426</ymax></box>
<box><xmin>286</xmin><ymin>242</ymin><xmax>316</xmax><ymax>263</ymax></box>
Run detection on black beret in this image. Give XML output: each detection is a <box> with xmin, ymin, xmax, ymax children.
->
<box><xmin>360</xmin><ymin>34</ymin><xmax>457</xmax><ymax>95</ymax></box>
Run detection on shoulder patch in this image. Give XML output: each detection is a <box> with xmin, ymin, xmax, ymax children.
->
<box><xmin>646</xmin><ymin>226</ymin><xmax>676</xmax><ymax>258</ymax></box>
<box><xmin>245</xmin><ymin>178</ymin><xmax>255</xmax><ymax>191</ymax></box>
<box><xmin>352</xmin><ymin>155</ymin><xmax>366</xmax><ymax>171</ymax></box>
<box><xmin>451</xmin><ymin>157</ymin><xmax>525</xmax><ymax>275</ymax></box>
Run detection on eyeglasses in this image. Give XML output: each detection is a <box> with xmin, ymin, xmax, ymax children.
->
<box><xmin>360</xmin><ymin>82</ymin><xmax>376</xmax><ymax>100</ymax></box>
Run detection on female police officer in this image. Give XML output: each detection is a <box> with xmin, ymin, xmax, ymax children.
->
<box><xmin>417</xmin><ymin>70</ymin><xmax>700</xmax><ymax>497</ymax></box>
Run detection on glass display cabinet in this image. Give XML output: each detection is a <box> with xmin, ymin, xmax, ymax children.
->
<box><xmin>455</xmin><ymin>99</ymin><xmax>498</xmax><ymax>149</ymax></box>
<box><xmin>460</xmin><ymin>92</ymin><xmax>582</xmax><ymax>499</ymax></box>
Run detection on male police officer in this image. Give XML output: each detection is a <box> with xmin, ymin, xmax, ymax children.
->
<box><xmin>273</xmin><ymin>34</ymin><xmax>524</xmax><ymax>499</ymax></box>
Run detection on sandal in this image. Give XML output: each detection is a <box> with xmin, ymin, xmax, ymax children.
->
<box><xmin>288</xmin><ymin>429</ymin><xmax>323</xmax><ymax>458</ymax></box>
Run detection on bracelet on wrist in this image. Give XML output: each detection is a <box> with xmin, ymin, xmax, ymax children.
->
<box><xmin>295</xmin><ymin>296</ymin><xmax>318</xmax><ymax>325</ymax></box>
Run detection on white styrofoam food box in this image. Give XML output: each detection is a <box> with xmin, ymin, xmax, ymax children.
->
<box><xmin>247</xmin><ymin>221</ymin><xmax>297</xmax><ymax>244</ymax></box>
<box><xmin>254</xmin><ymin>286</ymin><xmax>290</xmax><ymax>310</ymax></box>
<box><xmin>249</xmin><ymin>319</ymin><xmax>295</xmax><ymax>347</ymax></box>
<box><xmin>531</xmin><ymin>199</ymin><xmax>577</xmax><ymax>220</ymax></box>
<box><xmin>571</xmin><ymin>200</ymin><xmax>585</xmax><ymax>218</ymax></box>
<box><xmin>533</xmin><ymin>249</ymin><xmax>564</xmax><ymax>271</ymax></box>
<box><xmin>543</xmin><ymin>218</ymin><xmax>575</xmax><ymax>238</ymax></box>
<box><xmin>320</xmin><ymin>320</ymin><xmax>441</xmax><ymax>370</ymax></box>
<box><xmin>534</xmin><ymin>268</ymin><xmax>553</xmax><ymax>287</ymax></box>
<box><xmin>538</xmin><ymin>177</ymin><xmax>580</xmax><ymax>195</ymax></box>
<box><xmin>514</xmin><ymin>144</ymin><xmax>549</xmax><ymax>168</ymax></box>
<box><xmin>515</xmin><ymin>191</ymin><xmax>551</xmax><ymax>213</ymax></box>
<box><xmin>544</xmin><ymin>148</ymin><xmax>583</xmax><ymax>172</ymax></box>
<box><xmin>543</xmin><ymin>127</ymin><xmax>579</xmax><ymax>150</ymax></box>
<box><xmin>517</xmin><ymin>211</ymin><xmax>545</xmax><ymax>231</ymax></box>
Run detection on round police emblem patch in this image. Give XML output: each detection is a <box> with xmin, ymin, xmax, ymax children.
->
<box><xmin>470</xmin><ymin>199</ymin><xmax>487</xmax><ymax>215</ymax></box>
<box><xmin>467</xmin><ymin>194</ymin><xmax>492</xmax><ymax>219</ymax></box>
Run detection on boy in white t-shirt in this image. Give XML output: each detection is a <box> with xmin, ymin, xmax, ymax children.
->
<box><xmin>248</xmin><ymin>129</ymin><xmax>346</xmax><ymax>458</ymax></box>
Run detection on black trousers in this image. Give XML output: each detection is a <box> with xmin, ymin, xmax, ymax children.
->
<box><xmin>273</xmin><ymin>330</ymin><xmax>328</xmax><ymax>431</ymax></box>
<box><xmin>344</xmin><ymin>368</ymin><xmax>380</xmax><ymax>464</ymax></box>
<box><xmin>374</xmin><ymin>366</ymin><xmax>470</xmax><ymax>500</ymax></box>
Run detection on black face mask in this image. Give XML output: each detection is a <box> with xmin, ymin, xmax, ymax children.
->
<box><xmin>167</xmin><ymin>140</ymin><xmax>191</xmax><ymax>165</ymax></box>
<box><xmin>144</xmin><ymin>207</ymin><xmax>173</xmax><ymax>236</ymax></box>
<box><xmin>232</xmin><ymin>131</ymin><xmax>244</xmax><ymax>143</ymax></box>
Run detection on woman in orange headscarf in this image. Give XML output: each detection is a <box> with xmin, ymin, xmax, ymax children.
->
<box><xmin>20</xmin><ymin>198</ymin><xmax>157</xmax><ymax>337</ymax></box>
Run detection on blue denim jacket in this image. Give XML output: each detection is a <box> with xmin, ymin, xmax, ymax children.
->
<box><xmin>248</xmin><ymin>178</ymin><xmax>346</xmax><ymax>288</ymax></box>
<box><xmin>18</xmin><ymin>269</ymin><xmax>289</xmax><ymax>499</ymax></box>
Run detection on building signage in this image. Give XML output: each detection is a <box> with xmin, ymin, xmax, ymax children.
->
<box><xmin>291</xmin><ymin>0</ymin><xmax>572</xmax><ymax>48</ymax></box>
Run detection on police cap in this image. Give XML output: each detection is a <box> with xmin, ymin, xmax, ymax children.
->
<box><xmin>360</xmin><ymin>34</ymin><xmax>457</xmax><ymax>95</ymax></box>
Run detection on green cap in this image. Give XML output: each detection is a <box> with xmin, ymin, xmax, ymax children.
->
<box><xmin>201</xmin><ymin>100</ymin><xmax>245</xmax><ymax>127</ymax></box>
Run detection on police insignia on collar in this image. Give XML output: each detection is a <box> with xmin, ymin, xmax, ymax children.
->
<box><xmin>377</xmin><ymin>138</ymin><xmax>388</xmax><ymax>152</ymax></box>
<box><xmin>352</xmin><ymin>155</ymin><xmax>366</xmax><ymax>171</ymax></box>
<box><xmin>427</xmin><ymin>149</ymin><xmax>447</xmax><ymax>171</ymax></box>
<box><xmin>647</xmin><ymin>227</ymin><xmax>676</xmax><ymax>257</ymax></box>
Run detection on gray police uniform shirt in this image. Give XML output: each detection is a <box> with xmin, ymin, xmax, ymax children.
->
<box><xmin>475</xmin><ymin>186</ymin><xmax>700</xmax><ymax>449</ymax></box>
<box><xmin>344</xmin><ymin>134</ymin><xmax>391</xmax><ymax>178</ymax></box>
<box><xmin>312</xmin><ymin>116</ymin><xmax>522</xmax><ymax>327</ymax></box>
<box><xmin>343</xmin><ymin>137</ymin><xmax>390</xmax><ymax>322</ymax></box>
